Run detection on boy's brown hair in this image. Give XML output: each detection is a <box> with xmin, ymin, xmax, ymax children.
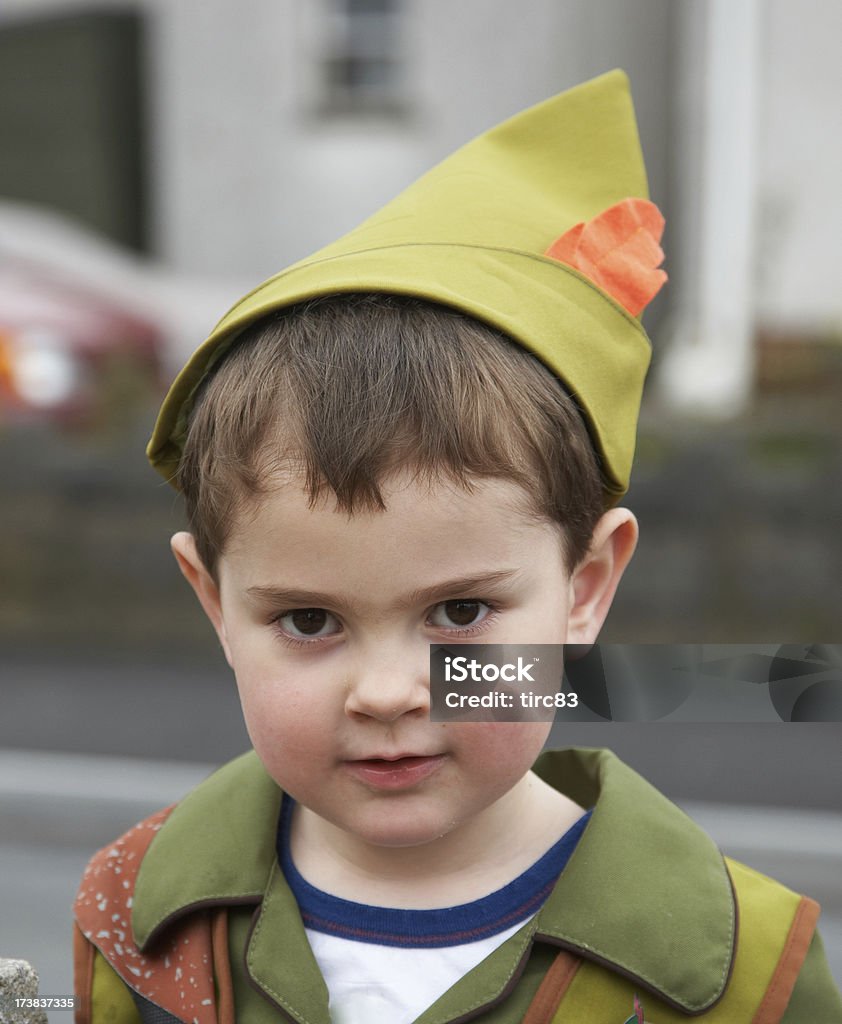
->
<box><xmin>178</xmin><ymin>294</ymin><xmax>604</xmax><ymax>577</ymax></box>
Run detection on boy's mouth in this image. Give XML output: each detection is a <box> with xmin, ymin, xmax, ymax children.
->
<box><xmin>343</xmin><ymin>754</ymin><xmax>446</xmax><ymax>790</ymax></box>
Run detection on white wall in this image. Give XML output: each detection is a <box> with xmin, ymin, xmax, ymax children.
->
<box><xmin>0</xmin><ymin>0</ymin><xmax>672</xmax><ymax>291</ymax></box>
<box><xmin>143</xmin><ymin>0</ymin><xmax>673</xmax><ymax>284</ymax></box>
<box><xmin>754</xmin><ymin>0</ymin><xmax>842</xmax><ymax>332</ymax></box>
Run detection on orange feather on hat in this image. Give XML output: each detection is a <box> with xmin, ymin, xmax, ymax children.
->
<box><xmin>545</xmin><ymin>197</ymin><xmax>667</xmax><ymax>317</ymax></box>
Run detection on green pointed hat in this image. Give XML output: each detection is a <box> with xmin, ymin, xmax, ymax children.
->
<box><xmin>148</xmin><ymin>69</ymin><xmax>665</xmax><ymax>500</ymax></box>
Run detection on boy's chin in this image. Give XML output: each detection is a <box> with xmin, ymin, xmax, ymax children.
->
<box><xmin>337</xmin><ymin>807</ymin><xmax>461</xmax><ymax>850</ymax></box>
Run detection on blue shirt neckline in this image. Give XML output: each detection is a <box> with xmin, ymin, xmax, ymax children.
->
<box><xmin>277</xmin><ymin>797</ymin><xmax>592</xmax><ymax>948</ymax></box>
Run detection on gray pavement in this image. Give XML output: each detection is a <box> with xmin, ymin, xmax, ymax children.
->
<box><xmin>1</xmin><ymin>749</ymin><xmax>840</xmax><ymax>1022</ymax></box>
<box><xmin>0</xmin><ymin>656</ymin><xmax>250</xmax><ymax>764</ymax></box>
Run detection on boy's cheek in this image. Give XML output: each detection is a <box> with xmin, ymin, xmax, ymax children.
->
<box><xmin>237</xmin><ymin>683</ymin><xmax>328</xmax><ymax>736</ymax></box>
<box><xmin>229</xmin><ymin>671</ymin><xmax>331</xmax><ymax>753</ymax></box>
<box><xmin>237</xmin><ymin>704</ymin><xmax>334</xmax><ymax>794</ymax></box>
<box><xmin>446</xmin><ymin>721</ymin><xmax>552</xmax><ymax>768</ymax></box>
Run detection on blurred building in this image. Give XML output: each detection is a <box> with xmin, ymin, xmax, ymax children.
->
<box><xmin>2</xmin><ymin>0</ymin><xmax>841</xmax><ymax>409</ymax></box>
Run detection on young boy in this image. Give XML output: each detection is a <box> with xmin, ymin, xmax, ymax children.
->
<box><xmin>73</xmin><ymin>71</ymin><xmax>842</xmax><ymax>1024</ymax></box>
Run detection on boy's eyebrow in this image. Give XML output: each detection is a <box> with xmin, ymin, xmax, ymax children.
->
<box><xmin>245</xmin><ymin>569</ymin><xmax>521</xmax><ymax>611</ymax></box>
<box><xmin>401</xmin><ymin>569</ymin><xmax>522</xmax><ymax>609</ymax></box>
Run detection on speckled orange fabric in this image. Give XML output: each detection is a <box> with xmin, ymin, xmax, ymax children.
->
<box><xmin>74</xmin><ymin>807</ymin><xmax>219</xmax><ymax>1024</ymax></box>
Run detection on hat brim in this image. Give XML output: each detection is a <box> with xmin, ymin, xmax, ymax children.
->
<box><xmin>147</xmin><ymin>241</ymin><xmax>651</xmax><ymax>499</ymax></box>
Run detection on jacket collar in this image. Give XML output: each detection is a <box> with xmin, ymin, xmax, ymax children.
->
<box><xmin>133</xmin><ymin>748</ymin><xmax>735</xmax><ymax>1019</ymax></box>
<box><xmin>531</xmin><ymin>749</ymin><xmax>735</xmax><ymax>1014</ymax></box>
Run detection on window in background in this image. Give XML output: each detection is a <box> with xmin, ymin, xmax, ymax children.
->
<box><xmin>0</xmin><ymin>10</ymin><xmax>147</xmax><ymax>252</ymax></box>
<box><xmin>315</xmin><ymin>0</ymin><xmax>408</xmax><ymax>118</ymax></box>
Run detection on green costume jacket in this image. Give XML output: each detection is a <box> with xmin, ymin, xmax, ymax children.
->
<box><xmin>73</xmin><ymin>748</ymin><xmax>842</xmax><ymax>1024</ymax></box>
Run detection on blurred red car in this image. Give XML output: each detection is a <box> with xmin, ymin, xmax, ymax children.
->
<box><xmin>0</xmin><ymin>264</ymin><xmax>164</xmax><ymax>426</ymax></box>
<box><xmin>0</xmin><ymin>200</ymin><xmax>239</xmax><ymax>428</ymax></box>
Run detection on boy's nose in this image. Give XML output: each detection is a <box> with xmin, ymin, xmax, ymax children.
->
<box><xmin>344</xmin><ymin>650</ymin><xmax>430</xmax><ymax>722</ymax></box>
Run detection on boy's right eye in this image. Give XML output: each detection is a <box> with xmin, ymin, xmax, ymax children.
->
<box><xmin>277</xmin><ymin>608</ymin><xmax>341</xmax><ymax>639</ymax></box>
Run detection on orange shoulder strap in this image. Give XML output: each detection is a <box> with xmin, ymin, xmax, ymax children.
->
<box><xmin>522</xmin><ymin>950</ymin><xmax>582</xmax><ymax>1024</ymax></box>
<box><xmin>73</xmin><ymin>921</ymin><xmax>95</xmax><ymax>1024</ymax></box>
<box><xmin>752</xmin><ymin>896</ymin><xmax>821</xmax><ymax>1024</ymax></box>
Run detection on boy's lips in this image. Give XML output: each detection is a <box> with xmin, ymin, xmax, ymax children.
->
<box><xmin>343</xmin><ymin>753</ymin><xmax>446</xmax><ymax>790</ymax></box>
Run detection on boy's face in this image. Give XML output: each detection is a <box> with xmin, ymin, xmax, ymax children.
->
<box><xmin>173</xmin><ymin>472</ymin><xmax>635</xmax><ymax>854</ymax></box>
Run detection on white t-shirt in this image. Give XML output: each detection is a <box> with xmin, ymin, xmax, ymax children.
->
<box><xmin>306</xmin><ymin>920</ymin><xmax>529</xmax><ymax>1024</ymax></box>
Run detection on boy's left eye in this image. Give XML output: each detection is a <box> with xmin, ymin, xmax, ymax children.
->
<box><xmin>428</xmin><ymin>599</ymin><xmax>491</xmax><ymax>630</ymax></box>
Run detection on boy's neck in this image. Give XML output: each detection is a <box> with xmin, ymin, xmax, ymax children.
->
<box><xmin>289</xmin><ymin>771</ymin><xmax>585</xmax><ymax>910</ymax></box>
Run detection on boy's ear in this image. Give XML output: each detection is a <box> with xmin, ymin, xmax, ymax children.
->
<box><xmin>565</xmin><ymin>509</ymin><xmax>638</xmax><ymax>644</ymax></box>
<box><xmin>170</xmin><ymin>532</ymin><xmax>233</xmax><ymax>667</ymax></box>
